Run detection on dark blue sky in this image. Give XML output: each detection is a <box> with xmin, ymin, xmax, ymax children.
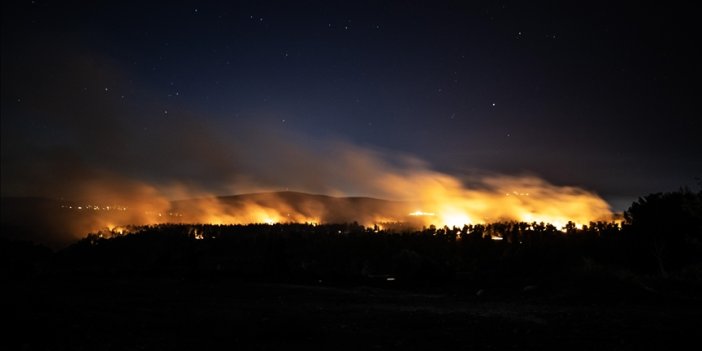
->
<box><xmin>2</xmin><ymin>1</ymin><xmax>700</xmax><ymax>210</ymax></box>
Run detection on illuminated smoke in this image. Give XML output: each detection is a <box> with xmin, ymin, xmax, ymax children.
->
<box><xmin>32</xmin><ymin>139</ymin><xmax>613</xmax><ymax>241</ymax></box>
<box><xmin>1</xmin><ymin>50</ymin><xmax>614</xmax><ymax>245</ymax></box>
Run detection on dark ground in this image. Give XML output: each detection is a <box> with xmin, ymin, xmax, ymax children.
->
<box><xmin>6</xmin><ymin>274</ymin><xmax>701</xmax><ymax>350</ymax></box>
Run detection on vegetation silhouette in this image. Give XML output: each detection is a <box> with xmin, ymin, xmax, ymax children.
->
<box><xmin>4</xmin><ymin>188</ymin><xmax>702</xmax><ymax>350</ymax></box>
<box><xmin>623</xmin><ymin>187</ymin><xmax>702</xmax><ymax>278</ymax></box>
<box><xmin>3</xmin><ymin>187</ymin><xmax>683</xmax><ymax>293</ymax></box>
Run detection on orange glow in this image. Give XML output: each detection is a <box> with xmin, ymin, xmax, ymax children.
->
<box><xmin>69</xmin><ymin>177</ymin><xmax>614</xmax><ymax>237</ymax></box>
<box><xmin>440</xmin><ymin>212</ymin><xmax>471</xmax><ymax>228</ymax></box>
<box><xmin>393</xmin><ymin>175</ymin><xmax>613</xmax><ymax>229</ymax></box>
<box><xmin>38</xmin><ymin>137</ymin><xmax>616</xmax><ymax>242</ymax></box>
<box><xmin>409</xmin><ymin>210</ymin><xmax>435</xmax><ymax>217</ymax></box>
<box><xmin>73</xmin><ymin>179</ymin><xmax>612</xmax><ymax>236</ymax></box>
<box><xmin>59</xmin><ymin>148</ymin><xmax>614</xmax><ymax>237</ymax></box>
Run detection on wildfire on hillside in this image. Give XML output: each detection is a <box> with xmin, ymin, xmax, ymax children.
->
<box><xmin>21</xmin><ymin>143</ymin><xmax>616</xmax><ymax>240</ymax></box>
<box><xmin>60</xmin><ymin>176</ymin><xmax>614</xmax><ymax>237</ymax></box>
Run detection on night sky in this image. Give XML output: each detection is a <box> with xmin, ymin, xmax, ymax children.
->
<box><xmin>2</xmin><ymin>1</ymin><xmax>700</xmax><ymax>210</ymax></box>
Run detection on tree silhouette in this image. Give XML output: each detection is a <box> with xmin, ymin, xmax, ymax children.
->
<box><xmin>624</xmin><ymin>188</ymin><xmax>702</xmax><ymax>276</ymax></box>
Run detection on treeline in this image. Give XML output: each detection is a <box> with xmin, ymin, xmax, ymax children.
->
<box><xmin>3</xmin><ymin>188</ymin><xmax>701</xmax><ymax>290</ymax></box>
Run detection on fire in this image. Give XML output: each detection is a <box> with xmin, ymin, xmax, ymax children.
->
<box><xmin>79</xmin><ymin>180</ymin><xmax>611</xmax><ymax>234</ymax></box>
<box><xmin>409</xmin><ymin>211</ymin><xmax>435</xmax><ymax>217</ymax></box>
<box><xmin>15</xmin><ymin>125</ymin><xmax>617</xmax><ymax>245</ymax></box>
<box><xmin>53</xmin><ymin>144</ymin><xmax>614</xmax><ymax>237</ymax></box>
<box><xmin>66</xmin><ymin>176</ymin><xmax>614</xmax><ymax>236</ymax></box>
<box><xmin>439</xmin><ymin>212</ymin><xmax>471</xmax><ymax>228</ymax></box>
<box><xmin>393</xmin><ymin>174</ymin><xmax>613</xmax><ymax>229</ymax></box>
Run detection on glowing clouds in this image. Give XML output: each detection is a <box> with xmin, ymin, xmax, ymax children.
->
<box><xmin>396</xmin><ymin>174</ymin><xmax>613</xmax><ymax>228</ymax></box>
<box><xmin>165</xmin><ymin>169</ymin><xmax>614</xmax><ymax>230</ymax></box>
<box><xmin>41</xmin><ymin>137</ymin><xmax>615</xmax><ymax>237</ymax></box>
<box><xmin>323</xmin><ymin>144</ymin><xmax>613</xmax><ymax>228</ymax></box>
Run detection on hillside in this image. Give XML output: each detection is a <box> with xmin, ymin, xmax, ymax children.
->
<box><xmin>1</xmin><ymin>191</ymin><xmax>414</xmax><ymax>247</ymax></box>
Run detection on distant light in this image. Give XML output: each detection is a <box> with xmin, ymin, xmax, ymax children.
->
<box><xmin>409</xmin><ymin>210</ymin><xmax>435</xmax><ymax>216</ymax></box>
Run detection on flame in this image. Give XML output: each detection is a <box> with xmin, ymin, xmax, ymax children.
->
<box><xmin>440</xmin><ymin>212</ymin><xmax>471</xmax><ymax>228</ymax></box>
<box><xmin>71</xmin><ymin>178</ymin><xmax>612</xmax><ymax>234</ymax></box>
<box><xmin>61</xmin><ymin>174</ymin><xmax>614</xmax><ymax>236</ymax></box>
<box><xmin>409</xmin><ymin>210</ymin><xmax>435</xmax><ymax>217</ymax></box>
<box><xmin>43</xmin><ymin>142</ymin><xmax>614</xmax><ymax>238</ymax></box>
<box><xmin>394</xmin><ymin>174</ymin><xmax>612</xmax><ymax>229</ymax></box>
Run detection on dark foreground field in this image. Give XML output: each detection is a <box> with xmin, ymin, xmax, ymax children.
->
<box><xmin>7</xmin><ymin>273</ymin><xmax>701</xmax><ymax>350</ymax></box>
<box><xmin>6</xmin><ymin>187</ymin><xmax>702</xmax><ymax>351</ymax></box>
